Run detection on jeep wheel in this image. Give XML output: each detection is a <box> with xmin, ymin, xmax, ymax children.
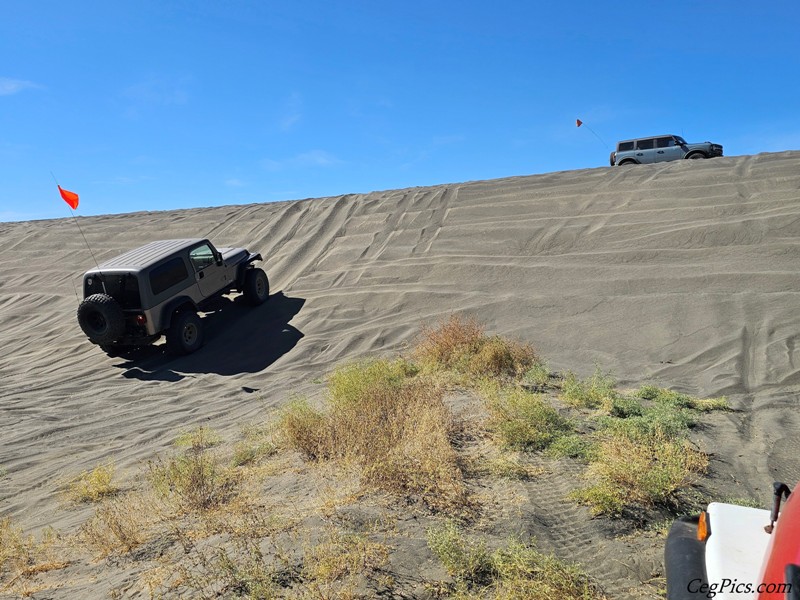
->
<box><xmin>77</xmin><ymin>294</ymin><xmax>125</xmax><ymax>345</ymax></box>
<box><xmin>244</xmin><ymin>268</ymin><xmax>270</xmax><ymax>306</ymax></box>
<box><xmin>166</xmin><ymin>311</ymin><xmax>204</xmax><ymax>355</ymax></box>
<box><xmin>688</xmin><ymin>153</ymin><xmax>706</xmax><ymax>159</ymax></box>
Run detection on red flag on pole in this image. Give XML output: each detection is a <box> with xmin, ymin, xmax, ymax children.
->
<box><xmin>58</xmin><ymin>185</ymin><xmax>79</xmax><ymax>210</ymax></box>
<box><xmin>576</xmin><ymin>119</ymin><xmax>583</xmax><ymax>127</ymax></box>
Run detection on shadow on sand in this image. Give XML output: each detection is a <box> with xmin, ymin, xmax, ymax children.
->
<box><xmin>117</xmin><ymin>291</ymin><xmax>305</xmax><ymax>382</ymax></box>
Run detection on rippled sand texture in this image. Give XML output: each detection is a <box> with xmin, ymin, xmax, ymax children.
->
<box><xmin>2</xmin><ymin>151</ymin><xmax>799</xmax><ymax>536</ymax></box>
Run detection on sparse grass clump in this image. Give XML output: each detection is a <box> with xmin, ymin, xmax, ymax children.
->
<box><xmin>148</xmin><ymin>438</ymin><xmax>239</xmax><ymax>512</ymax></box>
<box><xmin>636</xmin><ymin>385</ymin><xmax>729</xmax><ymax>412</ymax></box>
<box><xmin>78</xmin><ymin>493</ymin><xmax>153</xmax><ymax>557</ymax></box>
<box><xmin>570</xmin><ymin>431</ymin><xmax>709</xmax><ymax>516</ymax></box>
<box><xmin>65</xmin><ymin>462</ymin><xmax>119</xmax><ymax>503</ymax></box>
<box><xmin>303</xmin><ymin>528</ymin><xmax>390</xmax><ymax>584</ymax></box>
<box><xmin>279</xmin><ymin>359</ymin><xmax>466</xmax><ymax>510</ymax></box>
<box><xmin>427</xmin><ymin>522</ymin><xmax>606</xmax><ymax>599</ymax></box>
<box><xmin>413</xmin><ymin>315</ymin><xmax>537</xmax><ymax>379</ymax></box>
<box><xmin>522</xmin><ymin>362</ymin><xmax>552</xmax><ymax>389</ymax></box>
<box><xmin>0</xmin><ymin>518</ymin><xmax>68</xmax><ymax>592</ymax></box>
<box><xmin>560</xmin><ymin>367</ymin><xmax>618</xmax><ymax>409</ymax></box>
<box><xmin>484</xmin><ymin>386</ymin><xmax>571</xmax><ymax>451</ymax></box>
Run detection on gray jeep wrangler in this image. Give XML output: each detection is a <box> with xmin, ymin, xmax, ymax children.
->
<box><xmin>610</xmin><ymin>134</ymin><xmax>723</xmax><ymax>166</ymax></box>
<box><xmin>76</xmin><ymin>239</ymin><xmax>269</xmax><ymax>355</ymax></box>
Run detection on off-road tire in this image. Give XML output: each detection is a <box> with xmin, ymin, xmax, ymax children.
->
<box><xmin>244</xmin><ymin>268</ymin><xmax>269</xmax><ymax>306</ymax></box>
<box><xmin>77</xmin><ymin>293</ymin><xmax>125</xmax><ymax>345</ymax></box>
<box><xmin>619</xmin><ymin>159</ymin><xmax>636</xmax><ymax>166</ymax></box>
<box><xmin>688</xmin><ymin>153</ymin><xmax>706</xmax><ymax>159</ymax></box>
<box><xmin>166</xmin><ymin>311</ymin><xmax>204</xmax><ymax>355</ymax></box>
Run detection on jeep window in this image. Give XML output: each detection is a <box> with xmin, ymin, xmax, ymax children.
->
<box><xmin>674</xmin><ymin>136</ymin><xmax>687</xmax><ymax>145</ymax></box>
<box><xmin>618</xmin><ymin>141</ymin><xmax>634</xmax><ymax>152</ymax></box>
<box><xmin>636</xmin><ymin>138</ymin><xmax>655</xmax><ymax>150</ymax></box>
<box><xmin>656</xmin><ymin>137</ymin><xmax>676</xmax><ymax>148</ymax></box>
<box><xmin>149</xmin><ymin>257</ymin><xmax>189</xmax><ymax>296</ymax></box>
<box><xmin>189</xmin><ymin>243</ymin><xmax>215</xmax><ymax>272</ymax></box>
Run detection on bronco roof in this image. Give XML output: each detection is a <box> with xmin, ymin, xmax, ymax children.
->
<box><xmin>86</xmin><ymin>239</ymin><xmax>204</xmax><ymax>273</ymax></box>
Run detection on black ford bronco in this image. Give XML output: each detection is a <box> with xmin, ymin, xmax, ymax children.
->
<box><xmin>76</xmin><ymin>239</ymin><xmax>269</xmax><ymax>355</ymax></box>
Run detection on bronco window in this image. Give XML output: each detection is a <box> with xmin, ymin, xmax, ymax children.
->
<box><xmin>149</xmin><ymin>257</ymin><xmax>189</xmax><ymax>296</ymax></box>
<box><xmin>636</xmin><ymin>138</ymin><xmax>655</xmax><ymax>150</ymax></box>
<box><xmin>656</xmin><ymin>137</ymin><xmax>676</xmax><ymax>148</ymax></box>
<box><xmin>618</xmin><ymin>141</ymin><xmax>634</xmax><ymax>152</ymax></box>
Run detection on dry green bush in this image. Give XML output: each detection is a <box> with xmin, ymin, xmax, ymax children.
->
<box><xmin>560</xmin><ymin>367</ymin><xmax>619</xmax><ymax>409</ymax></box>
<box><xmin>413</xmin><ymin>315</ymin><xmax>537</xmax><ymax>379</ymax></box>
<box><xmin>174</xmin><ymin>426</ymin><xmax>222</xmax><ymax>450</ymax></box>
<box><xmin>427</xmin><ymin>522</ymin><xmax>606</xmax><ymax>599</ymax></box>
<box><xmin>0</xmin><ymin>518</ymin><xmax>68</xmax><ymax>593</ymax></box>
<box><xmin>484</xmin><ymin>386</ymin><xmax>571</xmax><ymax>451</ymax></box>
<box><xmin>149</xmin><ymin>447</ymin><xmax>239</xmax><ymax>512</ymax></box>
<box><xmin>637</xmin><ymin>385</ymin><xmax>730</xmax><ymax>412</ymax></box>
<box><xmin>280</xmin><ymin>360</ymin><xmax>467</xmax><ymax>511</ymax></box>
<box><xmin>303</xmin><ymin>528</ymin><xmax>390</xmax><ymax>584</ymax></box>
<box><xmin>65</xmin><ymin>462</ymin><xmax>119</xmax><ymax>503</ymax></box>
<box><xmin>78</xmin><ymin>492</ymin><xmax>154</xmax><ymax>556</ymax></box>
<box><xmin>570</xmin><ymin>431</ymin><xmax>709</xmax><ymax>515</ymax></box>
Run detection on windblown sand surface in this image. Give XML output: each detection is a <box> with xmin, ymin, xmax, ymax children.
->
<box><xmin>2</xmin><ymin>151</ymin><xmax>800</xmax><ymax>598</ymax></box>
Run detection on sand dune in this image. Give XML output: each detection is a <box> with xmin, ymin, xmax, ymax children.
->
<box><xmin>2</xmin><ymin>151</ymin><xmax>800</xmax><ymax>595</ymax></box>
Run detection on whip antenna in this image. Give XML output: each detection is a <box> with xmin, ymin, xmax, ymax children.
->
<box><xmin>576</xmin><ymin>118</ymin><xmax>610</xmax><ymax>150</ymax></box>
<box><xmin>51</xmin><ymin>172</ymin><xmax>106</xmax><ymax>293</ymax></box>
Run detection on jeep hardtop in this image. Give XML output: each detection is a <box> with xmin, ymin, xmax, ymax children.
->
<box><xmin>77</xmin><ymin>238</ymin><xmax>269</xmax><ymax>355</ymax></box>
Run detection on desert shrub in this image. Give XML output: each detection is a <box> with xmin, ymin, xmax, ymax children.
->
<box><xmin>570</xmin><ymin>431</ymin><xmax>708</xmax><ymax>516</ymax></box>
<box><xmin>490</xmin><ymin>539</ymin><xmax>606</xmax><ymax>600</ymax></box>
<box><xmin>467</xmin><ymin>336</ymin><xmax>537</xmax><ymax>378</ymax></box>
<box><xmin>277</xmin><ymin>398</ymin><xmax>329</xmax><ymax>460</ymax></box>
<box><xmin>426</xmin><ymin>520</ymin><xmax>492</xmax><ymax>584</ymax></box>
<box><xmin>79</xmin><ymin>493</ymin><xmax>152</xmax><ymax>556</ymax></box>
<box><xmin>327</xmin><ymin>358</ymin><xmax>416</xmax><ymax>406</ymax></box>
<box><xmin>304</xmin><ymin>528</ymin><xmax>389</xmax><ymax>583</ymax></box>
<box><xmin>597</xmin><ymin>402</ymin><xmax>695</xmax><ymax>439</ymax></box>
<box><xmin>560</xmin><ymin>367</ymin><xmax>618</xmax><ymax>409</ymax></box>
<box><xmin>174</xmin><ymin>426</ymin><xmax>222</xmax><ymax>450</ymax></box>
<box><xmin>65</xmin><ymin>462</ymin><xmax>119</xmax><ymax>503</ymax></box>
<box><xmin>413</xmin><ymin>315</ymin><xmax>486</xmax><ymax>372</ymax></box>
<box><xmin>427</xmin><ymin>523</ymin><xmax>606</xmax><ymax>599</ymax></box>
<box><xmin>485</xmin><ymin>387</ymin><xmax>571</xmax><ymax>451</ymax></box>
<box><xmin>522</xmin><ymin>362</ymin><xmax>551</xmax><ymax>389</ymax></box>
<box><xmin>636</xmin><ymin>385</ymin><xmax>729</xmax><ymax>412</ymax></box>
<box><xmin>547</xmin><ymin>434</ymin><xmax>596</xmax><ymax>460</ymax></box>
<box><xmin>231</xmin><ymin>423</ymin><xmax>277</xmax><ymax>467</ymax></box>
<box><xmin>280</xmin><ymin>360</ymin><xmax>466</xmax><ymax>510</ymax></box>
<box><xmin>148</xmin><ymin>449</ymin><xmax>239</xmax><ymax>512</ymax></box>
<box><xmin>413</xmin><ymin>315</ymin><xmax>537</xmax><ymax>379</ymax></box>
<box><xmin>0</xmin><ymin>518</ymin><xmax>67</xmax><ymax>588</ymax></box>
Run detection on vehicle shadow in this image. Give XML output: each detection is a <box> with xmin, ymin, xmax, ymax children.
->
<box><xmin>117</xmin><ymin>291</ymin><xmax>305</xmax><ymax>381</ymax></box>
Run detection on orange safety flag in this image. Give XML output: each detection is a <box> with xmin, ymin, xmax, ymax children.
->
<box><xmin>576</xmin><ymin>119</ymin><xmax>583</xmax><ymax>127</ymax></box>
<box><xmin>58</xmin><ymin>185</ymin><xmax>79</xmax><ymax>209</ymax></box>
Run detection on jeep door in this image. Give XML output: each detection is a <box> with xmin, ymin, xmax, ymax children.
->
<box><xmin>634</xmin><ymin>138</ymin><xmax>657</xmax><ymax>164</ymax></box>
<box><xmin>189</xmin><ymin>242</ymin><xmax>231</xmax><ymax>298</ymax></box>
<box><xmin>654</xmin><ymin>136</ymin><xmax>683</xmax><ymax>163</ymax></box>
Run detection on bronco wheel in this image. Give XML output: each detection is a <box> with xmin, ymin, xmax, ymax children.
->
<box><xmin>688</xmin><ymin>153</ymin><xmax>706</xmax><ymax>159</ymax></box>
<box><xmin>77</xmin><ymin>294</ymin><xmax>125</xmax><ymax>345</ymax></box>
<box><xmin>166</xmin><ymin>311</ymin><xmax>204</xmax><ymax>355</ymax></box>
<box><xmin>244</xmin><ymin>268</ymin><xmax>269</xmax><ymax>306</ymax></box>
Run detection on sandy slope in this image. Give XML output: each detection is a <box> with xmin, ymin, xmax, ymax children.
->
<box><xmin>2</xmin><ymin>151</ymin><xmax>800</xmax><ymax>593</ymax></box>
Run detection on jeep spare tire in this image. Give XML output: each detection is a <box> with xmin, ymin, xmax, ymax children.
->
<box><xmin>244</xmin><ymin>268</ymin><xmax>270</xmax><ymax>306</ymax></box>
<box><xmin>77</xmin><ymin>294</ymin><xmax>125</xmax><ymax>344</ymax></box>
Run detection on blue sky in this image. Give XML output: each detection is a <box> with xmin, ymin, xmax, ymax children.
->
<box><xmin>2</xmin><ymin>1</ymin><xmax>798</xmax><ymax>222</ymax></box>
